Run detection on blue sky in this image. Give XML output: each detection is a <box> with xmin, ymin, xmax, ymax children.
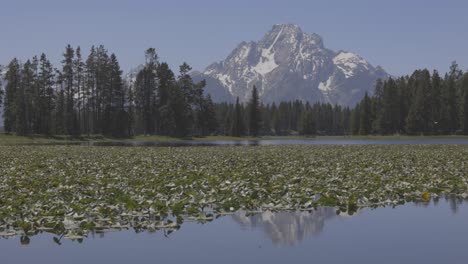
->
<box><xmin>1</xmin><ymin>0</ymin><xmax>467</xmax><ymax>75</ymax></box>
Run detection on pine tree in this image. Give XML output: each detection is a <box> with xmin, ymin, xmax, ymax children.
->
<box><xmin>61</xmin><ymin>45</ymin><xmax>77</xmax><ymax>135</ymax></box>
<box><xmin>108</xmin><ymin>53</ymin><xmax>126</xmax><ymax>137</ymax></box>
<box><xmin>272</xmin><ymin>104</ymin><xmax>282</xmax><ymax>135</ymax></box>
<box><xmin>169</xmin><ymin>85</ymin><xmax>191</xmax><ymax>137</ymax></box>
<box><xmin>126</xmin><ymin>82</ymin><xmax>135</xmax><ymax>136</ymax></box>
<box><xmin>174</xmin><ymin>63</ymin><xmax>196</xmax><ymax>137</ymax></box>
<box><xmin>55</xmin><ymin>88</ymin><xmax>66</xmax><ymax>135</ymax></box>
<box><xmin>155</xmin><ymin>62</ymin><xmax>176</xmax><ymax>135</ymax></box>
<box><xmin>460</xmin><ymin>73</ymin><xmax>468</xmax><ymax>134</ymax></box>
<box><xmin>378</xmin><ymin>78</ymin><xmax>400</xmax><ymax>134</ymax></box>
<box><xmin>83</xmin><ymin>46</ymin><xmax>96</xmax><ymax>136</ymax></box>
<box><xmin>178</xmin><ymin>62</ymin><xmax>196</xmax><ymax>105</ymax></box>
<box><xmin>135</xmin><ymin>48</ymin><xmax>159</xmax><ymax>135</ymax></box>
<box><xmin>37</xmin><ymin>54</ymin><xmax>56</xmax><ymax>135</ymax></box>
<box><xmin>95</xmin><ymin>45</ymin><xmax>111</xmax><ymax>134</ymax></box>
<box><xmin>372</xmin><ymin>79</ymin><xmax>384</xmax><ymax>132</ymax></box>
<box><xmin>15</xmin><ymin>60</ymin><xmax>35</xmax><ymax>135</ymax></box>
<box><xmin>342</xmin><ymin>107</ymin><xmax>352</xmax><ymax>135</ymax></box>
<box><xmin>223</xmin><ymin>104</ymin><xmax>233</xmax><ymax>136</ymax></box>
<box><xmin>276</xmin><ymin>102</ymin><xmax>290</xmax><ymax>135</ymax></box>
<box><xmin>30</xmin><ymin>56</ymin><xmax>40</xmax><ymax>134</ymax></box>
<box><xmin>248</xmin><ymin>85</ymin><xmax>261</xmax><ymax>136</ymax></box>
<box><xmin>102</xmin><ymin>51</ymin><xmax>115</xmax><ymax>136</ymax></box>
<box><xmin>74</xmin><ymin>46</ymin><xmax>85</xmax><ymax>133</ymax></box>
<box><xmin>406</xmin><ymin>70</ymin><xmax>432</xmax><ymax>134</ymax></box>
<box><xmin>430</xmin><ymin>71</ymin><xmax>443</xmax><ymax>133</ymax></box>
<box><xmin>0</xmin><ymin>73</ymin><xmax>3</xmax><ymax>111</ymax></box>
<box><xmin>440</xmin><ymin>72</ymin><xmax>459</xmax><ymax>134</ymax></box>
<box><xmin>359</xmin><ymin>92</ymin><xmax>372</xmax><ymax>135</ymax></box>
<box><xmin>299</xmin><ymin>110</ymin><xmax>316</xmax><ymax>136</ymax></box>
<box><xmin>230</xmin><ymin>97</ymin><xmax>245</xmax><ymax>137</ymax></box>
<box><xmin>3</xmin><ymin>59</ymin><xmax>21</xmax><ymax>133</ymax></box>
<box><xmin>177</xmin><ymin>62</ymin><xmax>207</xmax><ymax>136</ymax></box>
<box><xmin>261</xmin><ymin>103</ymin><xmax>272</xmax><ymax>135</ymax></box>
<box><xmin>200</xmin><ymin>94</ymin><xmax>218</xmax><ymax>135</ymax></box>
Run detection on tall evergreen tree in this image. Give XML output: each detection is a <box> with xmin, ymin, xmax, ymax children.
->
<box><xmin>359</xmin><ymin>92</ymin><xmax>372</xmax><ymax>135</ymax></box>
<box><xmin>169</xmin><ymin>84</ymin><xmax>191</xmax><ymax>137</ymax></box>
<box><xmin>350</xmin><ymin>103</ymin><xmax>360</xmax><ymax>135</ymax></box>
<box><xmin>299</xmin><ymin>109</ymin><xmax>316</xmax><ymax>136</ymax></box>
<box><xmin>30</xmin><ymin>56</ymin><xmax>40</xmax><ymax>134</ymax></box>
<box><xmin>406</xmin><ymin>70</ymin><xmax>433</xmax><ymax>134</ymax></box>
<box><xmin>0</xmin><ymin>73</ymin><xmax>3</xmax><ymax>111</ymax></box>
<box><xmin>248</xmin><ymin>85</ymin><xmax>261</xmax><ymax>136</ymax></box>
<box><xmin>126</xmin><ymin>82</ymin><xmax>135</xmax><ymax>136</ymax></box>
<box><xmin>174</xmin><ymin>63</ymin><xmax>196</xmax><ymax>137</ymax></box>
<box><xmin>83</xmin><ymin>46</ymin><xmax>96</xmax><ymax>135</ymax></box>
<box><xmin>54</xmin><ymin>70</ymin><xmax>67</xmax><ymax>135</ymax></box>
<box><xmin>440</xmin><ymin>72</ymin><xmax>459</xmax><ymax>134</ymax></box>
<box><xmin>371</xmin><ymin>79</ymin><xmax>384</xmax><ymax>132</ymax></box>
<box><xmin>230</xmin><ymin>97</ymin><xmax>245</xmax><ymax>137</ymax></box>
<box><xmin>16</xmin><ymin>60</ymin><xmax>36</xmax><ymax>135</ymax></box>
<box><xmin>378</xmin><ymin>78</ymin><xmax>401</xmax><ymax>134</ymax></box>
<box><xmin>61</xmin><ymin>45</ymin><xmax>77</xmax><ymax>135</ymax></box>
<box><xmin>199</xmin><ymin>94</ymin><xmax>218</xmax><ymax>136</ymax></box>
<box><xmin>3</xmin><ymin>59</ymin><xmax>21</xmax><ymax>132</ymax></box>
<box><xmin>74</xmin><ymin>46</ymin><xmax>85</xmax><ymax>132</ymax></box>
<box><xmin>430</xmin><ymin>71</ymin><xmax>443</xmax><ymax>133</ymax></box>
<box><xmin>108</xmin><ymin>53</ymin><xmax>127</xmax><ymax>137</ymax></box>
<box><xmin>460</xmin><ymin>73</ymin><xmax>468</xmax><ymax>134</ymax></box>
<box><xmin>135</xmin><ymin>48</ymin><xmax>159</xmax><ymax>135</ymax></box>
<box><xmin>38</xmin><ymin>54</ymin><xmax>56</xmax><ymax>135</ymax></box>
<box><xmin>156</xmin><ymin>62</ymin><xmax>176</xmax><ymax>135</ymax></box>
<box><xmin>95</xmin><ymin>45</ymin><xmax>111</xmax><ymax>134</ymax></box>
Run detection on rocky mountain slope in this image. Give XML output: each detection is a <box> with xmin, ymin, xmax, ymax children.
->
<box><xmin>197</xmin><ymin>24</ymin><xmax>389</xmax><ymax>106</ymax></box>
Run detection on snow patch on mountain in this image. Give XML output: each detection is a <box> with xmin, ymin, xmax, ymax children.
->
<box><xmin>333</xmin><ymin>51</ymin><xmax>370</xmax><ymax>78</ymax></box>
<box><xmin>235</xmin><ymin>45</ymin><xmax>251</xmax><ymax>63</ymax></box>
<box><xmin>318</xmin><ymin>76</ymin><xmax>333</xmax><ymax>92</ymax></box>
<box><xmin>216</xmin><ymin>73</ymin><xmax>234</xmax><ymax>93</ymax></box>
<box><xmin>252</xmin><ymin>26</ymin><xmax>282</xmax><ymax>76</ymax></box>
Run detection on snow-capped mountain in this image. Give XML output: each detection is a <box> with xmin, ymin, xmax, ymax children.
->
<box><xmin>196</xmin><ymin>24</ymin><xmax>389</xmax><ymax>106</ymax></box>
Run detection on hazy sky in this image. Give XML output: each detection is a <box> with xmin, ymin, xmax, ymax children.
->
<box><xmin>1</xmin><ymin>0</ymin><xmax>467</xmax><ymax>76</ymax></box>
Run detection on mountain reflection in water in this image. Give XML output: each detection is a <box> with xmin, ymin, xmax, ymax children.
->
<box><xmin>232</xmin><ymin>208</ymin><xmax>344</xmax><ymax>246</ymax></box>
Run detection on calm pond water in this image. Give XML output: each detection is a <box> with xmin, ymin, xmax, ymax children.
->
<box><xmin>2</xmin><ymin>198</ymin><xmax>468</xmax><ymax>264</ymax></box>
<box><xmin>78</xmin><ymin>138</ymin><xmax>468</xmax><ymax>147</ymax></box>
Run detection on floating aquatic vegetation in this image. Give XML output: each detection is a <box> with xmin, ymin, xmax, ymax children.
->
<box><xmin>0</xmin><ymin>144</ymin><xmax>468</xmax><ymax>243</ymax></box>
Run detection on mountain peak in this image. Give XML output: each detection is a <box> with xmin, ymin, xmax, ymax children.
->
<box><xmin>200</xmin><ymin>24</ymin><xmax>389</xmax><ymax>106</ymax></box>
<box><xmin>333</xmin><ymin>51</ymin><xmax>370</xmax><ymax>78</ymax></box>
<box><xmin>263</xmin><ymin>24</ymin><xmax>323</xmax><ymax>49</ymax></box>
<box><xmin>272</xmin><ymin>23</ymin><xmax>302</xmax><ymax>32</ymax></box>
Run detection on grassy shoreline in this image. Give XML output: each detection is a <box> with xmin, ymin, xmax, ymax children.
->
<box><xmin>2</xmin><ymin>133</ymin><xmax>468</xmax><ymax>145</ymax></box>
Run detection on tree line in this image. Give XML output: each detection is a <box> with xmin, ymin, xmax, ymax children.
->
<box><xmin>0</xmin><ymin>45</ymin><xmax>467</xmax><ymax>137</ymax></box>
<box><xmin>215</xmin><ymin>62</ymin><xmax>468</xmax><ymax>137</ymax></box>
<box><xmin>0</xmin><ymin>46</ymin><xmax>218</xmax><ymax>138</ymax></box>
<box><xmin>352</xmin><ymin>62</ymin><xmax>468</xmax><ymax>135</ymax></box>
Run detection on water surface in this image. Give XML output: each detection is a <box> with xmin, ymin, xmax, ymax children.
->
<box><xmin>2</xmin><ymin>198</ymin><xmax>468</xmax><ymax>264</ymax></box>
<box><xmin>80</xmin><ymin>138</ymin><xmax>468</xmax><ymax>147</ymax></box>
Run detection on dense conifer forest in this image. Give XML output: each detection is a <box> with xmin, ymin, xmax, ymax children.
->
<box><xmin>1</xmin><ymin>46</ymin><xmax>468</xmax><ymax>137</ymax></box>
